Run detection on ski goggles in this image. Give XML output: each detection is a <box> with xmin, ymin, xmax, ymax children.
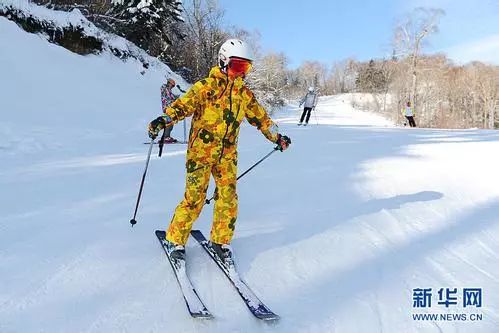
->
<box><xmin>228</xmin><ymin>57</ymin><xmax>253</xmax><ymax>76</ymax></box>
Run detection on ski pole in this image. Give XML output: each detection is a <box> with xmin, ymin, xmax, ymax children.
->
<box><xmin>313</xmin><ymin>107</ymin><xmax>319</xmax><ymax>125</ymax></box>
<box><xmin>158</xmin><ymin>123</ymin><xmax>175</xmax><ymax>157</ymax></box>
<box><xmin>158</xmin><ymin>127</ymin><xmax>167</xmax><ymax>157</ymax></box>
<box><xmin>205</xmin><ymin>147</ymin><xmax>279</xmax><ymax>205</ymax></box>
<box><xmin>130</xmin><ymin>138</ymin><xmax>155</xmax><ymax>227</ymax></box>
<box><xmin>176</xmin><ymin>85</ymin><xmax>186</xmax><ymax>93</ymax></box>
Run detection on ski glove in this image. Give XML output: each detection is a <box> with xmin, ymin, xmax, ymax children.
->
<box><xmin>148</xmin><ymin>115</ymin><xmax>172</xmax><ymax>139</ymax></box>
<box><xmin>276</xmin><ymin>134</ymin><xmax>291</xmax><ymax>151</ymax></box>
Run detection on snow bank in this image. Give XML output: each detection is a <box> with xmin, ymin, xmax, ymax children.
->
<box><xmin>0</xmin><ymin>0</ymin><xmax>185</xmax><ymax>81</ymax></box>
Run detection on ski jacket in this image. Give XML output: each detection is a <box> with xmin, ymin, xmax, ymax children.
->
<box><xmin>164</xmin><ymin>66</ymin><xmax>279</xmax><ymax>166</ymax></box>
<box><xmin>401</xmin><ymin>106</ymin><xmax>414</xmax><ymax>117</ymax></box>
<box><xmin>161</xmin><ymin>84</ymin><xmax>178</xmax><ymax>109</ymax></box>
<box><xmin>300</xmin><ymin>92</ymin><xmax>318</xmax><ymax>108</ymax></box>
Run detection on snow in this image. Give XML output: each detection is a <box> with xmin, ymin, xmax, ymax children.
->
<box><xmin>1</xmin><ymin>0</ymin><xmax>88</xmax><ymax>27</ymax></box>
<box><xmin>1</xmin><ymin>13</ymin><xmax>499</xmax><ymax>333</ymax></box>
<box><xmin>137</xmin><ymin>0</ymin><xmax>154</xmax><ymax>10</ymax></box>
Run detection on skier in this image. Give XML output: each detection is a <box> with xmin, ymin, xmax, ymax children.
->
<box><xmin>148</xmin><ymin>38</ymin><xmax>291</xmax><ymax>263</ymax></box>
<box><xmin>159</xmin><ymin>78</ymin><xmax>180</xmax><ymax>143</ymax></box>
<box><xmin>402</xmin><ymin>101</ymin><xmax>417</xmax><ymax>127</ymax></box>
<box><xmin>298</xmin><ymin>86</ymin><xmax>318</xmax><ymax>126</ymax></box>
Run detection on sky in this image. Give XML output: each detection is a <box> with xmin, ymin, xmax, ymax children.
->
<box><xmin>218</xmin><ymin>0</ymin><xmax>499</xmax><ymax>68</ymax></box>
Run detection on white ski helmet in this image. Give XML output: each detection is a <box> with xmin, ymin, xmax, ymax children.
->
<box><xmin>308</xmin><ymin>87</ymin><xmax>314</xmax><ymax>92</ymax></box>
<box><xmin>218</xmin><ymin>39</ymin><xmax>254</xmax><ymax>69</ymax></box>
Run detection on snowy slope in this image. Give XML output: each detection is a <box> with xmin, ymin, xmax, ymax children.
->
<box><xmin>2</xmin><ymin>15</ymin><xmax>499</xmax><ymax>333</ymax></box>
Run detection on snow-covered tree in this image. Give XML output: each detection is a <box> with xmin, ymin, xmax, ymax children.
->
<box><xmin>108</xmin><ymin>0</ymin><xmax>184</xmax><ymax>55</ymax></box>
<box><xmin>34</xmin><ymin>0</ymin><xmax>185</xmax><ymax>58</ymax></box>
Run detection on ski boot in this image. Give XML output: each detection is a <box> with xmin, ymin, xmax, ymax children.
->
<box><xmin>210</xmin><ymin>242</ymin><xmax>234</xmax><ymax>268</ymax></box>
<box><xmin>164</xmin><ymin>136</ymin><xmax>178</xmax><ymax>143</ymax></box>
<box><xmin>164</xmin><ymin>239</ymin><xmax>185</xmax><ymax>261</ymax></box>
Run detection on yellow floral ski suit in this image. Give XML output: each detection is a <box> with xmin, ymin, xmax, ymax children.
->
<box><xmin>163</xmin><ymin>66</ymin><xmax>279</xmax><ymax>245</ymax></box>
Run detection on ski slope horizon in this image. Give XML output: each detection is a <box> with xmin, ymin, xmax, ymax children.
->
<box><xmin>1</xmin><ymin>15</ymin><xmax>499</xmax><ymax>333</ymax></box>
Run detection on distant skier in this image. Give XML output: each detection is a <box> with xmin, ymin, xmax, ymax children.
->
<box><xmin>298</xmin><ymin>87</ymin><xmax>318</xmax><ymax>126</ymax></box>
<box><xmin>402</xmin><ymin>101</ymin><xmax>416</xmax><ymax>127</ymax></box>
<box><xmin>159</xmin><ymin>78</ymin><xmax>180</xmax><ymax>143</ymax></box>
<box><xmin>147</xmin><ymin>39</ymin><xmax>291</xmax><ymax>263</ymax></box>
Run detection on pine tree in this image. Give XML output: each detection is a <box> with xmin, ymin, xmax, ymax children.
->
<box><xmin>110</xmin><ymin>0</ymin><xmax>184</xmax><ymax>55</ymax></box>
<box><xmin>34</xmin><ymin>0</ymin><xmax>185</xmax><ymax>58</ymax></box>
<box><xmin>355</xmin><ymin>60</ymin><xmax>387</xmax><ymax>93</ymax></box>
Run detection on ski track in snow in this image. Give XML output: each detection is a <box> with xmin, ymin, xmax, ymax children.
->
<box><xmin>1</xmin><ymin>13</ymin><xmax>499</xmax><ymax>333</ymax></box>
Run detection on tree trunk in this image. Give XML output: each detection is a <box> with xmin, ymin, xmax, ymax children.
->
<box><xmin>483</xmin><ymin>108</ymin><xmax>488</xmax><ymax>128</ymax></box>
<box><xmin>411</xmin><ymin>38</ymin><xmax>422</xmax><ymax>123</ymax></box>
<box><xmin>488</xmin><ymin>99</ymin><xmax>495</xmax><ymax>129</ymax></box>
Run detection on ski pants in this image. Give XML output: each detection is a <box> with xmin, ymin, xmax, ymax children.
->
<box><xmin>405</xmin><ymin>116</ymin><xmax>416</xmax><ymax>127</ymax></box>
<box><xmin>300</xmin><ymin>107</ymin><xmax>313</xmax><ymax>124</ymax></box>
<box><xmin>163</xmin><ymin>123</ymin><xmax>174</xmax><ymax>137</ymax></box>
<box><xmin>166</xmin><ymin>156</ymin><xmax>238</xmax><ymax>245</ymax></box>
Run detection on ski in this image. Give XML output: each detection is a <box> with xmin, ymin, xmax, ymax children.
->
<box><xmin>155</xmin><ymin>230</ymin><xmax>213</xmax><ymax>319</ymax></box>
<box><xmin>190</xmin><ymin>230</ymin><xmax>279</xmax><ymax>321</ymax></box>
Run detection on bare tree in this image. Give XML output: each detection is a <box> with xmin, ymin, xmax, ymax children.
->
<box><xmin>296</xmin><ymin>61</ymin><xmax>328</xmax><ymax>91</ymax></box>
<box><xmin>393</xmin><ymin>7</ymin><xmax>444</xmax><ymax>117</ymax></box>
<box><xmin>328</xmin><ymin>59</ymin><xmax>356</xmax><ymax>94</ymax></box>
<box><xmin>173</xmin><ymin>0</ymin><xmax>227</xmax><ymax>81</ymax></box>
<box><xmin>247</xmin><ymin>52</ymin><xmax>289</xmax><ymax>113</ymax></box>
<box><xmin>470</xmin><ymin>62</ymin><xmax>499</xmax><ymax>128</ymax></box>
